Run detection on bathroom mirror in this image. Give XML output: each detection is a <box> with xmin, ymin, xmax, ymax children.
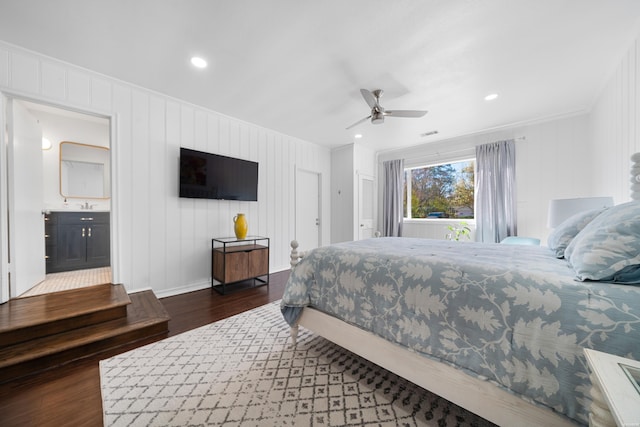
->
<box><xmin>60</xmin><ymin>141</ymin><xmax>110</xmax><ymax>199</ymax></box>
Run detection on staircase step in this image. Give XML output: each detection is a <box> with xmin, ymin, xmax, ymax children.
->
<box><xmin>0</xmin><ymin>283</ymin><xmax>130</xmax><ymax>347</ymax></box>
<box><xmin>0</xmin><ymin>290</ymin><xmax>170</xmax><ymax>384</ymax></box>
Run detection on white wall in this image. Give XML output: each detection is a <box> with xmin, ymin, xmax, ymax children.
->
<box><xmin>0</xmin><ymin>40</ymin><xmax>331</xmax><ymax>297</ymax></box>
<box><xmin>330</xmin><ymin>143</ymin><xmax>376</xmax><ymax>243</ymax></box>
<box><xmin>331</xmin><ymin>145</ymin><xmax>354</xmax><ymax>243</ymax></box>
<box><xmin>378</xmin><ymin>112</ymin><xmax>593</xmax><ymax>245</ymax></box>
<box><xmin>589</xmin><ymin>37</ymin><xmax>640</xmax><ymax>199</ymax></box>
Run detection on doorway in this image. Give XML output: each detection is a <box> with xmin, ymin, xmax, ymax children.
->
<box><xmin>0</xmin><ymin>96</ymin><xmax>112</xmax><ymax>301</ymax></box>
<box><xmin>358</xmin><ymin>173</ymin><xmax>375</xmax><ymax>240</ymax></box>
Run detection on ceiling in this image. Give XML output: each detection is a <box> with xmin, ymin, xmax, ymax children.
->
<box><xmin>1</xmin><ymin>0</ymin><xmax>640</xmax><ymax>152</ymax></box>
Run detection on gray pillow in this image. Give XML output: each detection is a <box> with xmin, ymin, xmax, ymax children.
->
<box><xmin>565</xmin><ymin>201</ymin><xmax>640</xmax><ymax>281</ymax></box>
<box><xmin>547</xmin><ymin>208</ymin><xmax>606</xmax><ymax>258</ymax></box>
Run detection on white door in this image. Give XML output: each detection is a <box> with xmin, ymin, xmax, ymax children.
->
<box><xmin>296</xmin><ymin>169</ymin><xmax>320</xmax><ymax>250</ymax></box>
<box><xmin>8</xmin><ymin>99</ymin><xmax>46</xmax><ymax>297</ymax></box>
<box><xmin>358</xmin><ymin>174</ymin><xmax>374</xmax><ymax>240</ymax></box>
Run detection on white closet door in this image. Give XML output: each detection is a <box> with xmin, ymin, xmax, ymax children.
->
<box><xmin>296</xmin><ymin>169</ymin><xmax>320</xmax><ymax>250</ymax></box>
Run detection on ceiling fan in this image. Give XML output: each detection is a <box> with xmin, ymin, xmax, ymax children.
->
<box><xmin>346</xmin><ymin>89</ymin><xmax>428</xmax><ymax>130</ymax></box>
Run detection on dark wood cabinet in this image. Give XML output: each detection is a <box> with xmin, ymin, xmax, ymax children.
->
<box><xmin>44</xmin><ymin>213</ymin><xmax>58</xmax><ymax>272</ymax></box>
<box><xmin>212</xmin><ymin>236</ymin><xmax>269</xmax><ymax>294</ymax></box>
<box><xmin>44</xmin><ymin>212</ymin><xmax>110</xmax><ymax>273</ymax></box>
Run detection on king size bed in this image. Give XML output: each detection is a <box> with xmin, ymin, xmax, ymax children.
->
<box><xmin>281</xmin><ymin>201</ymin><xmax>640</xmax><ymax>426</ymax></box>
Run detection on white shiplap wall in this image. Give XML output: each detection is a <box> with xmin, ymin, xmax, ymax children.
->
<box><xmin>589</xmin><ymin>37</ymin><xmax>640</xmax><ymax>200</ymax></box>
<box><xmin>0</xmin><ymin>41</ymin><xmax>331</xmax><ymax>297</ymax></box>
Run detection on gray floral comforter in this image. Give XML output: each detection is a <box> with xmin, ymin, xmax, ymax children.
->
<box><xmin>281</xmin><ymin>237</ymin><xmax>640</xmax><ymax>425</ymax></box>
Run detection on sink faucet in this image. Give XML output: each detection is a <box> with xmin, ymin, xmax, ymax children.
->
<box><xmin>80</xmin><ymin>201</ymin><xmax>91</xmax><ymax>210</ymax></box>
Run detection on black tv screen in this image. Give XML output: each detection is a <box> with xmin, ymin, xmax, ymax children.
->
<box><xmin>179</xmin><ymin>147</ymin><xmax>258</xmax><ymax>201</ymax></box>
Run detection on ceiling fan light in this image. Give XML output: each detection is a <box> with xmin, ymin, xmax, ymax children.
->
<box><xmin>371</xmin><ymin>111</ymin><xmax>384</xmax><ymax>124</ymax></box>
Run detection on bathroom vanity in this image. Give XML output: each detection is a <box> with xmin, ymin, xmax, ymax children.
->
<box><xmin>45</xmin><ymin>211</ymin><xmax>110</xmax><ymax>273</ymax></box>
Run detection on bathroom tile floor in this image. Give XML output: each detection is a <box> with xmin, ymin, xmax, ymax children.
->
<box><xmin>19</xmin><ymin>267</ymin><xmax>112</xmax><ymax>298</ymax></box>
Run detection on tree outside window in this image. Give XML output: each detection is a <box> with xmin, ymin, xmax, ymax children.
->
<box><xmin>404</xmin><ymin>160</ymin><xmax>475</xmax><ymax>219</ymax></box>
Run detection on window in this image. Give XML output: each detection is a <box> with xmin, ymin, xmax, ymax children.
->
<box><xmin>404</xmin><ymin>159</ymin><xmax>475</xmax><ymax>219</ymax></box>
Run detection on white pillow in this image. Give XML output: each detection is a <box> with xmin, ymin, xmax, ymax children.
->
<box><xmin>547</xmin><ymin>208</ymin><xmax>606</xmax><ymax>258</ymax></box>
<box><xmin>565</xmin><ymin>201</ymin><xmax>640</xmax><ymax>281</ymax></box>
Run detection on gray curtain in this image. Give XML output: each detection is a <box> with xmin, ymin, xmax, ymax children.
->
<box><xmin>383</xmin><ymin>159</ymin><xmax>404</xmax><ymax>237</ymax></box>
<box><xmin>475</xmin><ymin>140</ymin><xmax>517</xmax><ymax>243</ymax></box>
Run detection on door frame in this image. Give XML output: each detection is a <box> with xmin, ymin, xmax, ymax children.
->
<box><xmin>0</xmin><ymin>90</ymin><xmax>118</xmax><ymax>303</ymax></box>
<box><xmin>0</xmin><ymin>94</ymin><xmax>9</xmax><ymax>303</ymax></box>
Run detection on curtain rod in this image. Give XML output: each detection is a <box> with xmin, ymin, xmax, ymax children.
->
<box><xmin>412</xmin><ymin>136</ymin><xmax>526</xmax><ymax>159</ymax></box>
<box><xmin>386</xmin><ymin>136</ymin><xmax>528</xmax><ymax>166</ymax></box>
<box><xmin>485</xmin><ymin>136</ymin><xmax>526</xmax><ymax>142</ymax></box>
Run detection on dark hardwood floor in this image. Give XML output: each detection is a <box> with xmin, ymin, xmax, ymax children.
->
<box><xmin>0</xmin><ymin>270</ymin><xmax>289</xmax><ymax>427</ymax></box>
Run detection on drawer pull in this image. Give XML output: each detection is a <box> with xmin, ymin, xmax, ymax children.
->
<box><xmin>81</xmin><ymin>217</ymin><xmax>94</xmax><ymax>221</ymax></box>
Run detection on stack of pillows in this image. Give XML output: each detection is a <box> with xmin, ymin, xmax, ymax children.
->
<box><xmin>547</xmin><ymin>201</ymin><xmax>640</xmax><ymax>283</ymax></box>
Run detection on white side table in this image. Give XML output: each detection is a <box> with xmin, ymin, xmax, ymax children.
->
<box><xmin>584</xmin><ymin>348</ymin><xmax>640</xmax><ymax>427</ymax></box>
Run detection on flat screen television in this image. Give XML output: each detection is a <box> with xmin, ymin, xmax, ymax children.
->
<box><xmin>179</xmin><ymin>147</ymin><xmax>258</xmax><ymax>201</ymax></box>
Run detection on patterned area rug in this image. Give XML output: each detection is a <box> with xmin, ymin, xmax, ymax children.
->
<box><xmin>20</xmin><ymin>267</ymin><xmax>111</xmax><ymax>297</ymax></box>
<box><xmin>100</xmin><ymin>302</ymin><xmax>495</xmax><ymax>426</ymax></box>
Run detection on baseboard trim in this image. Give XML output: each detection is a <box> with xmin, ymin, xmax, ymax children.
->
<box><xmin>128</xmin><ymin>267</ymin><xmax>290</xmax><ymax>299</ymax></box>
<box><xmin>150</xmin><ymin>281</ymin><xmax>211</xmax><ymax>299</ymax></box>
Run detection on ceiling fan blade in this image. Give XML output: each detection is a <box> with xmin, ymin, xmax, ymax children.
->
<box><xmin>384</xmin><ymin>110</ymin><xmax>428</xmax><ymax>118</ymax></box>
<box><xmin>360</xmin><ymin>89</ymin><xmax>378</xmax><ymax>109</ymax></box>
<box><xmin>346</xmin><ymin>115</ymin><xmax>372</xmax><ymax>130</ymax></box>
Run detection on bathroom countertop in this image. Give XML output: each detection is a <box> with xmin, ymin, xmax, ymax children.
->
<box><xmin>46</xmin><ymin>209</ymin><xmax>111</xmax><ymax>213</ymax></box>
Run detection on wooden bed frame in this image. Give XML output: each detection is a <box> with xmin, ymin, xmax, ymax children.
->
<box><xmin>288</xmin><ymin>240</ymin><xmax>578</xmax><ymax>427</ymax></box>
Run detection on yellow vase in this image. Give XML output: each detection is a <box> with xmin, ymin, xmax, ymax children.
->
<box><xmin>233</xmin><ymin>213</ymin><xmax>248</xmax><ymax>240</ymax></box>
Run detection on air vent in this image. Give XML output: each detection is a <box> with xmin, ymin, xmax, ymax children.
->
<box><xmin>420</xmin><ymin>130</ymin><xmax>439</xmax><ymax>137</ymax></box>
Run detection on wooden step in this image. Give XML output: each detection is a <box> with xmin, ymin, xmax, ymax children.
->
<box><xmin>0</xmin><ymin>283</ymin><xmax>130</xmax><ymax>347</ymax></box>
<box><xmin>0</xmin><ymin>289</ymin><xmax>170</xmax><ymax>384</ymax></box>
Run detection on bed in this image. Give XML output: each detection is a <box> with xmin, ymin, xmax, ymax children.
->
<box><xmin>281</xmin><ymin>201</ymin><xmax>640</xmax><ymax>426</ymax></box>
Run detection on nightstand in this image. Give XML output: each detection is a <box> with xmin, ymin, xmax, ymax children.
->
<box><xmin>584</xmin><ymin>348</ymin><xmax>640</xmax><ymax>426</ymax></box>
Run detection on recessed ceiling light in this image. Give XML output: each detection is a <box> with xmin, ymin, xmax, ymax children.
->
<box><xmin>484</xmin><ymin>93</ymin><xmax>499</xmax><ymax>101</ymax></box>
<box><xmin>191</xmin><ymin>57</ymin><xmax>207</xmax><ymax>68</ymax></box>
<box><xmin>354</xmin><ymin>134</ymin><xmax>363</xmax><ymax>139</ymax></box>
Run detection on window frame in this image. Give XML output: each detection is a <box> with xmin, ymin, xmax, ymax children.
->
<box><xmin>404</xmin><ymin>157</ymin><xmax>476</xmax><ymax>221</ymax></box>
